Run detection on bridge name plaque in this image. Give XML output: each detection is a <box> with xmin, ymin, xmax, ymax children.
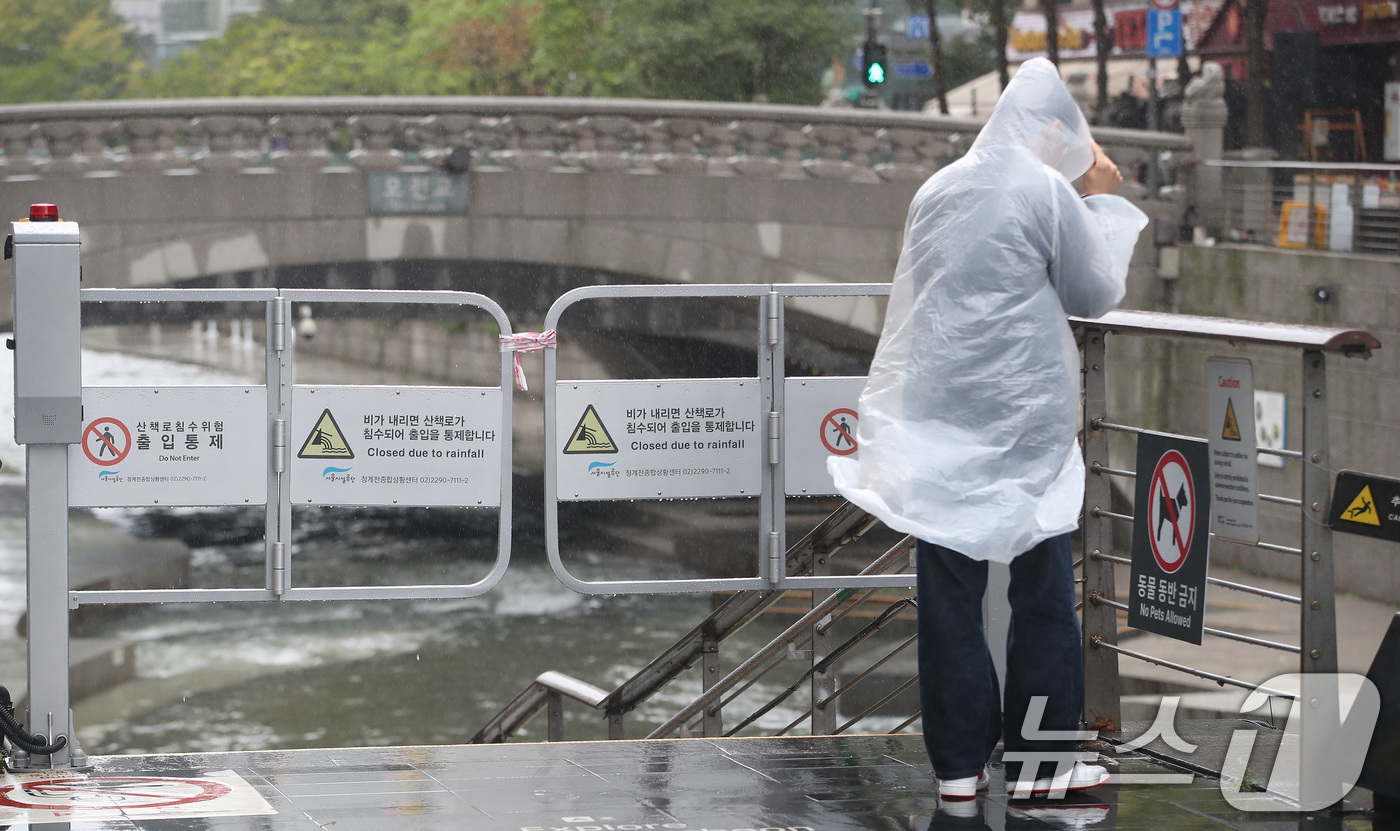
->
<box><xmin>367</xmin><ymin>172</ymin><xmax>469</xmax><ymax>216</ymax></box>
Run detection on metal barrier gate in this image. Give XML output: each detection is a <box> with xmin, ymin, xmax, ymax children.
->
<box><xmin>8</xmin><ymin>212</ymin><xmax>516</xmax><ymax>770</ymax></box>
<box><xmin>71</xmin><ymin>289</ymin><xmax>514</xmax><ymax>605</ymax></box>
<box><xmin>543</xmin><ymin>283</ymin><xmax>909</xmax><ymax>595</ymax></box>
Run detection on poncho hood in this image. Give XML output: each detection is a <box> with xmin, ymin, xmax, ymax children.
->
<box><xmin>971</xmin><ymin>57</ymin><xmax>1096</xmax><ymax>183</ymax></box>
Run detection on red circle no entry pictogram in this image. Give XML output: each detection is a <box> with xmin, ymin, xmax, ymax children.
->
<box><xmin>82</xmin><ymin>418</ymin><xmax>132</xmax><ymax>467</ymax></box>
<box><xmin>0</xmin><ymin>776</ymin><xmax>231</xmax><ymax>810</ymax></box>
<box><xmin>820</xmin><ymin>408</ymin><xmax>859</xmax><ymax>456</ymax></box>
<box><xmin>1147</xmin><ymin>449</ymin><xmax>1195</xmax><ymax>574</ymax></box>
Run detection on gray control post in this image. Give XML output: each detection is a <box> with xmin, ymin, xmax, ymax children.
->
<box><xmin>7</xmin><ymin>203</ymin><xmax>87</xmax><ymax>769</ymax></box>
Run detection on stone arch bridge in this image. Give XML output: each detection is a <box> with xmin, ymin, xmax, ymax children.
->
<box><xmin>1</xmin><ymin>97</ymin><xmax>1193</xmax><ymax>372</ymax></box>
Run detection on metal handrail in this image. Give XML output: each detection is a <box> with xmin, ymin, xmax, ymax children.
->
<box><xmin>712</xmin><ymin>596</ymin><xmax>917</xmax><ymax>737</ymax></box>
<box><xmin>647</xmin><ymin>538</ymin><xmax>914</xmax><ymax>739</ymax></box>
<box><xmin>471</xmin><ymin>672</ymin><xmax>609</xmax><ymax>744</ymax></box>
<box><xmin>1093</xmin><ymin>552</ymin><xmax>1301</xmax><ymax>604</ymax></box>
<box><xmin>1075</xmin><ymin>310</ymin><xmax>1380</xmax><ymax>729</ymax></box>
<box><xmin>1204</xmin><ymin>159</ymin><xmax>1400</xmax><ymax>173</ymax></box>
<box><xmin>1093</xmin><ymin>597</ymin><xmax>1301</xmax><ymax>653</ymax></box>
<box><xmin>1072</xmin><ymin>310</ymin><xmax>1380</xmax><ymax>356</ymax></box>
<box><xmin>599</xmin><ymin>504</ymin><xmax>879</xmax><ymax>720</ymax></box>
<box><xmin>470</xmin><ymin>501</ymin><xmax>887</xmax><ymax>743</ymax></box>
<box><xmin>1093</xmin><ymin>640</ymin><xmax>1299</xmax><ymax>699</ymax></box>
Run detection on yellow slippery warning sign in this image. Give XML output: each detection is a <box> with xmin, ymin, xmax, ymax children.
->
<box><xmin>563</xmin><ymin>405</ymin><xmax>618</xmax><ymax>454</ymax></box>
<box><xmin>297</xmin><ymin>409</ymin><xmax>354</xmax><ymax>459</ymax></box>
<box><xmin>1221</xmin><ymin>398</ymin><xmax>1242</xmax><ymax>441</ymax></box>
<box><xmin>1340</xmin><ymin>485</ymin><xmax>1381</xmax><ymax>526</ymax></box>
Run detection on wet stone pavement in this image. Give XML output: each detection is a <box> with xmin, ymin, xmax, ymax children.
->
<box><xmin>0</xmin><ymin>728</ymin><xmax>1391</xmax><ymax>830</ymax></box>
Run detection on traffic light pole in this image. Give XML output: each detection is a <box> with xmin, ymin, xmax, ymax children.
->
<box><xmin>860</xmin><ymin>1</ymin><xmax>885</xmax><ymax>108</ymax></box>
<box><xmin>1147</xmin><ymin>58</ymin><xmax>1161</xmax><ymax>197</ymax></box>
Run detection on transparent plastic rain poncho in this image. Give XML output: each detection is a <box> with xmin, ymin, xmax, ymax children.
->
<box><xmin>829</xmin><ymin>58</ymin><xmax>1148</xmax><ymax>563</ymax></box>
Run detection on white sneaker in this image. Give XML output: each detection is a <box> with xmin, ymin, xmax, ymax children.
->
<box><xmin>1015</xmin><ymin>762</ymin><xmax>1109</xmax><ymax>798</ymax></box>
<box><xmin>938</xmin><ymin>766</ymin><xmax>992</xmax><ymax>800</ymax></box>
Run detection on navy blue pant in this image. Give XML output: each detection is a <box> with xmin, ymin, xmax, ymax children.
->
<box><xmin>916</xmin><ymin>533</ymin><xmax>1084</xmax><ymax>781</ymax></box>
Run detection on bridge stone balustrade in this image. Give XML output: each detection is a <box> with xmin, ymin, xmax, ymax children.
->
<box><xmin>1</xmin><ymin>98</ymin><xmax>1196</xmax><ymax>326</ymax></box>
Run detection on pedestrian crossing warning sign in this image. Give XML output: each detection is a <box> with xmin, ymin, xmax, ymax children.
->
<box><xmin>1221</xmin><ymin>398</ymin><xmax>1242</xmax><ymax>441</ymax></box>
<box><xmin>563</xmin><ymin>405</ymin><xmax>617</xmax><ymax>454</ymax></box>
<box><xmin>1340</xmin><ymin>485</ymin><xmax>1381</xmax><ymax>526</ymax></box>
<box><xmin>297</xmin><ymin>409</ymin><xmax>354</xmax><ymax>459</ymax></box>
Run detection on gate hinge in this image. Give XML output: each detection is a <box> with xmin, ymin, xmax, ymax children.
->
<box><xmin>274</xmin><ymin>417</ymin><xmax>286</xmax><ymax>473</ymax></box>
<box><xmin>768</xmin><ymin>530</ymin><xmax>783</xmax><ymax>583</ymax></box>
<box><xmin>272</xmin><ymin>541</ymin><xmax>287</xmax><ymax>596</ymax></box>
<box><xmin>767</xmin><ymin>290</ymin><xmax>780</xmax><ymax>346</ymax></box>
<box><xmin>273</xmin><ymin>298</ymin><xmax>287</xmax><ymax>352</ymax></box>
<box><xmin>767</xmin><ymin>411</ymin><xmax>781</xmax><ymax>466</ymax></box>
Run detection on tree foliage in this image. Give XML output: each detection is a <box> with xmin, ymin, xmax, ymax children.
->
<box><xmin>0</xmin><ymin>0</ymin><xmax>142</xmax><ymax>103</ymax></box>
<box><xmin>529</xmin><ymin>0</ymin><xmax>853</xmax><ymax>104</ymax></box>
<box><xmin>3</xmin><ymin>0</ymin><xmax>853</xmax><ymax>104</ymax></box>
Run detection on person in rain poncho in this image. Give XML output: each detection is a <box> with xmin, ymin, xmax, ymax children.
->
<box><xmin>829</xmin><ymin>58</ymin><xmax>1148</xmax><ymax>799</ymax></box>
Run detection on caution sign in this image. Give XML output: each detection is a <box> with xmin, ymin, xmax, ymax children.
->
<box><xmin>563</xmin><ymin>405</ymin><xmax>618</xmax><ymax>454</ymax></box>
<box><xmin>289</xmin><ymin>386</ymin><xmax>504</xmax><ymax>508</ymax></box>
<box><xmin>1207</xmin><ymin>357</ymin><xmax>1258</xmax><ymax>543</ymax></box>
<box><xmin>297</xmin><ymin>409</ymin><xmax>354</xmax><ymax>459</ymax></box>
<box><xmin>1342</xmin><ymin>487</ymin><xmax>1381</xmax><ymax>526</ymax></box>
<box><xmin>0</xmin><ymin>769</ymin><xmax>275</xmax><ymax>822</ymax></box>
<box><xmin>1130</xmin><ymin>431</ymin><xmax>1211</xmax><ymax>645</ymax></box>
<box><xmin>555</xmin><ymin>379</ymin><xmax>761</xmax><ymax>501</ymax></box>
<box><xmin>1221</xmin><ymin>399</ymin><xmax>1242</xmax><ymax>441</ymax></box>
<box><xmin>82</xmin><ymin>417</ymin><xmax>131</xmax><ymax>466</ymax></box>
<box><xmin>68</xmin><ymin>387</ymin><xmax>268</xmax><ymax>509</ymax></box>
<box><xmin>783</xmin><ymin>377</ymin><xmax>865</xmax><ymax>496</ymax></box>
<box><xmin>1330</xmin><ymin>471</ymin><xmax>1400</xmax><ymax>543</ymax></box>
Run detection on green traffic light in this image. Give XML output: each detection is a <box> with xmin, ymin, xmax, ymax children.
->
<box><xmin>867</xmin><ymin>62</ymin><xmax>885</xmax><ymax>84</ymax></box>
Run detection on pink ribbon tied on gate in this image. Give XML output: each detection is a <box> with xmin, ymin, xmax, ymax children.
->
<box><xmin>499</xmin><ymin>330</ymin><xmax>557</xmax><ymax>391</ymax></box>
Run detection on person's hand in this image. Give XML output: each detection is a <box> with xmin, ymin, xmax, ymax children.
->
<box><xmin>1081</xmin><ymin>142</ymin><xmax>1122</xmax><ymax>196</ymax></box>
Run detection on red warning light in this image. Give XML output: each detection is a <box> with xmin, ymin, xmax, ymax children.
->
<box><xmin>29</xmin><ymin>204</ymin><xmax>59</xmax><ymax>222</ymax></box>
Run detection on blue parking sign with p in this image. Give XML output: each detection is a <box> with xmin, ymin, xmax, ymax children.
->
<box><xmin>1146</xmin><ymin>8</ymin><xmax>1183</xmax><ymax>57</ymax></box>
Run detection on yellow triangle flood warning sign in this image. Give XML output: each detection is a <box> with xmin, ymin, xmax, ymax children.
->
<box><xmin>1340</xmin><ymin>485</ymin><xmax>1381</xmax><ymax>526</ymax></box>
<box><xmin>298</xmin><ymin>409</ymin><xmax>354</xmax><ymax>459</ymax></box>
<box><xmin>564</xmin><ymin>405</ymin><xmax>618</xmax><ymax>454</ymax></box>
<box><xmin>1221</xmin><ymin>398</ymin><xmax>1242</xmax><ymax>441</ymax></box>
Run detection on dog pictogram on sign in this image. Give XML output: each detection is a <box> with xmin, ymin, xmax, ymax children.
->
<box><xmin>1148</xmin><ymin>450</ymin><xmax>1196</xmax><ymax>574</ymax></box>
<box><xmin>820</xmin><ymin>408</ymin><xmax>858</xmax><ymax>456</ymax></box>
<box><xmin>82</xmin><ymin>418</ymin><xmax>131</xmax><ymax>467</ymax></box>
